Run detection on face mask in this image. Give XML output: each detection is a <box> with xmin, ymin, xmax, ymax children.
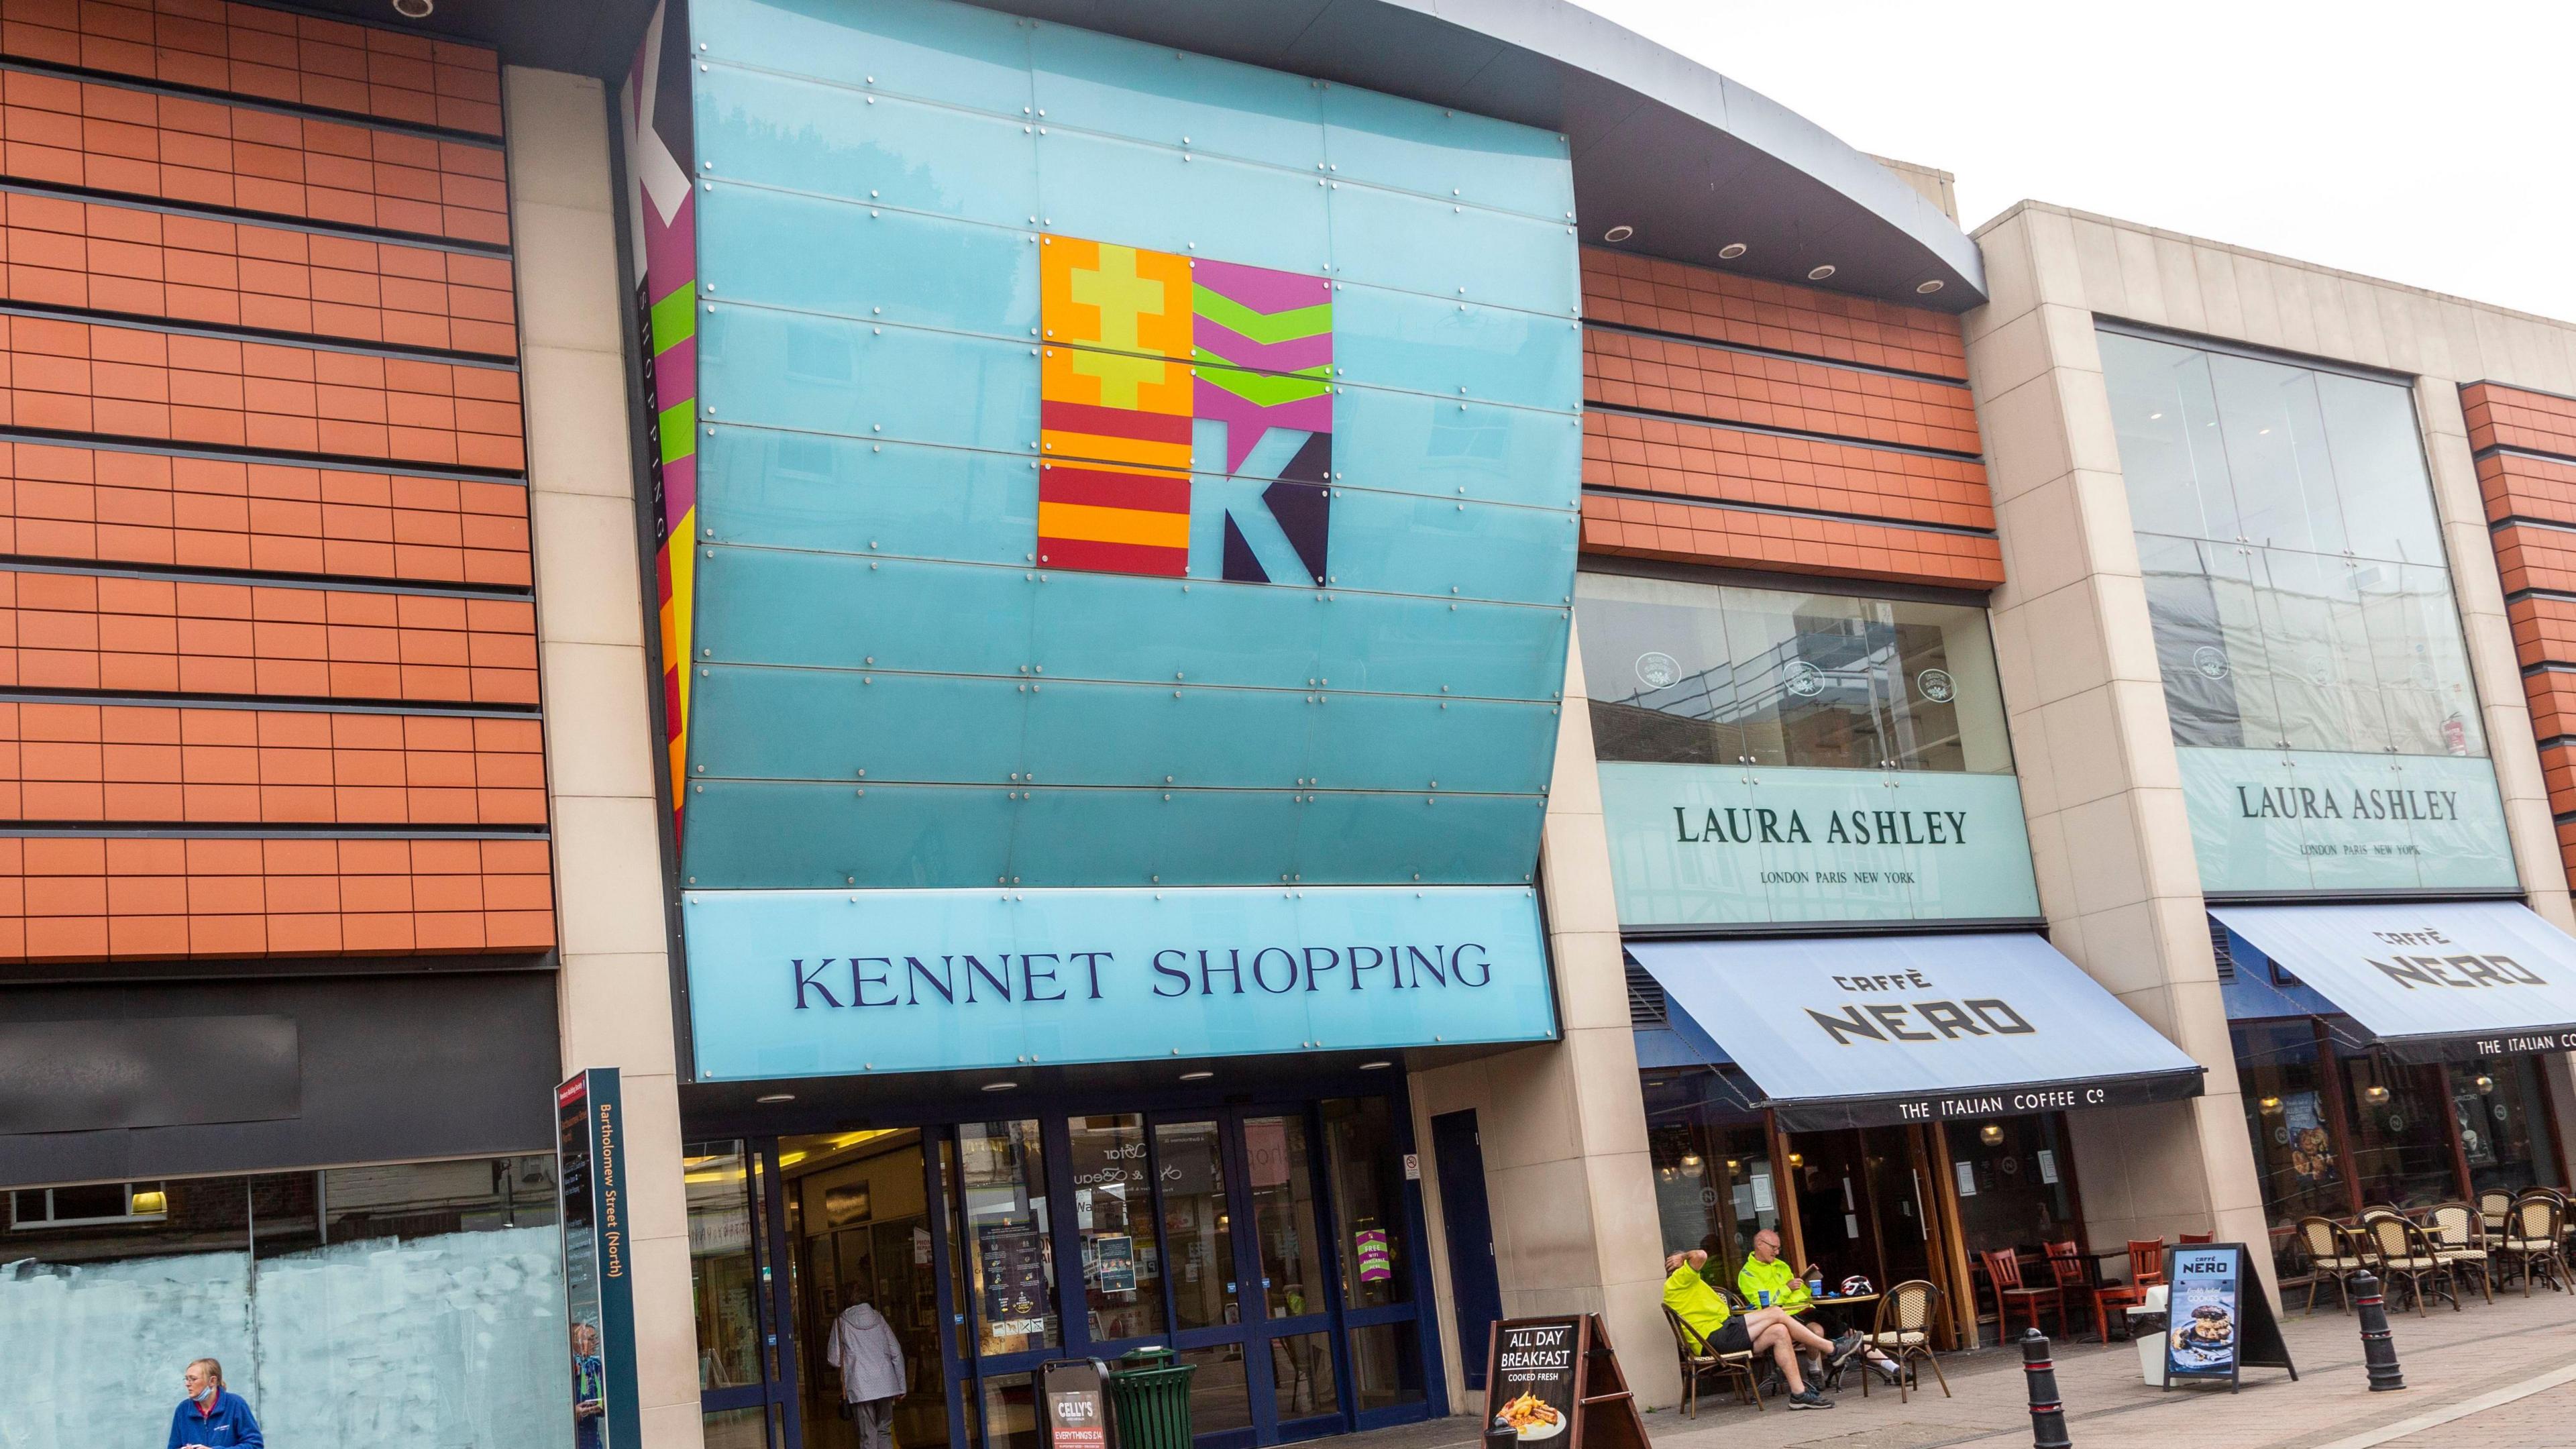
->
<box><xmin>197</xmin><ymin>1385</ymin><xmax>219</xmax><ymax>1406</ymax></box>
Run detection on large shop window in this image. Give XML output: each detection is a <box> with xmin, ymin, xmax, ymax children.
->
<box><xmin>2099</xmin><ymin>328</ymin><xmax>2482</xmax><ymax>758</ymax></box>
<box><xmin>1576</xmin><ymin>574</ymin><xmax>2011</xmax><ymax>774</ymax></box>
<box><xmin>0</xmin><ymin>1157</ymin><xmax>569</xmax><ymax>1449</ymax></box>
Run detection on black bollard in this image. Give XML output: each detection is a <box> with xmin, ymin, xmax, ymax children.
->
<box><xmin>2351</xmin><ymin>1271</ymin><xmax>2406</xmax><ymax>1392</ymax></box>
<box><xmin>2021</xmin><ymin>1328</ymin><xmax>2072</xmax><ymax>1448</ymax></box>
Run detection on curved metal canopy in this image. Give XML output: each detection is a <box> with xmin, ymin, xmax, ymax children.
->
<box><xmin>303</xmin><ymin>0</ymin><xmax>1984</xmax><ymax>307</ymax></box>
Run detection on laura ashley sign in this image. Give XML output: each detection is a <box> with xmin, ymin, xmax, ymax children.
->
<box><xmin>1599</xmin><ymin>762</ymin><xmax>2040</xmax><ymax>927</ymax></box>
<box><xmin>2179</xmin><ymin>748</ymin><xmax>2514</xmax><ymax>893</ymax></box>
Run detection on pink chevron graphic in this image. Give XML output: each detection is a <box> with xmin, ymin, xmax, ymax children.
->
<box><xmin>1194</xmin><ymin>317</ymin><xmax>1332</xmax><ymax>375</ymax></box>
<box><xmin>1196</xmin><ymin>259</ymin><xmax>1330</xmax><ymax>312</ymax></box>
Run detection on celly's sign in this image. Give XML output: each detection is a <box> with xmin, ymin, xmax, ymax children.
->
<box><xmin>2179</xmin><ymin>748</ymin><xmax>2516</xmax><ymax>893</ymax></box>
<box><xmin>683</xmin><ymin>885</ymin><xmax>1558</xmax><ymax>1081</ymax></box>
<box><xmin>1597</xmin><ymin>762</ymin><xmax>2041</xmax><ymax>927</ymax></box>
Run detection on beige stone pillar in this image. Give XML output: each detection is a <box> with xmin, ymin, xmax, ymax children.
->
<box><xmin>1965</xmin><ymin>207</ymin><xmax>2274</xmax><ymax>1295</ymax></box>
<box><xmin>506</xmin><ymin>66</ymin><xmax>706</xmax><ymax>1449</ymax></box>
<box><xmin>1410</xmin><ymin>621</ymin><xmax>1676</xmax><ymax>1411</ymax></box>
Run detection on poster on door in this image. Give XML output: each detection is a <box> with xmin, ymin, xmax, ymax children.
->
<box><xmin>1355</xmin><ymin>1228</ymin><xmax>1393</xmax><ymax>1283</ymax></box>
<box><xmin>1246</xmin><ymin>1118</ymin><xmax>1291</xmax><ymax>1187</ymax></box>
<box><xmin>979</xmin><ymin>1220</ymin><xmax>1049</xmax><ymax>1330</ymax></box>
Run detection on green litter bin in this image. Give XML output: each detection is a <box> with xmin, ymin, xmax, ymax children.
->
<box><xmin>1105</xmin><ymin>1347</ymin><xmax>1195</xmax><ymax>1449</ymax></box>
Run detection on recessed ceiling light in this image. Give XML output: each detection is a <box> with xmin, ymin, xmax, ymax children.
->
<box><xmin>981</xmin><ymin>1080</ymin><xmax>1019</xmax><ymax>1092</ymax></box>
<box><xmin>391</xmin><ymin>0</ymin><xmax>433</xmax><ymax>16</ymax></box>
<box><xmin>1601</xmin><ymin>224</ymin><xmax>1634</xmax><ymax>244</ymax></box>
<box><xmin>1718</xmin><ymin>242</ymin><xmax>1748</xmax><ymax>260</ymax></box>
<box><xmin>1915</xmin><ymin>279</ymin><xmax>1943</xmax><ymax>294</ymax></box>
<box><xmin>1179</xmin><ymin>1070</ymin><xmax>1215</xmax><ymax>1081</ymax></box>
<box><xmin>2150</xmin><ymin>412</ymin><xmax>2165</xmax><ymax>420</ymax></box>
<box><xmin>1358</xmin><ymin>1059</ymin><xmax>1393</xmax><ymax>1071</ymax></box>
<box><xmin>755</xmin><ymin>1093</ymin><xmax>795</xmax><ymax>1104</ymax></box>
<box><xmin>1807</xmin><ymin>264</ymin><xmax>1837</xmax><ymax>281</ymax></box>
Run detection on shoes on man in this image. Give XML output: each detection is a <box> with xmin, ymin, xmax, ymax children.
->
<box><xmin>1827</xmin><ymin>1330</ymin><xmax>1867</xmax><ymax>1368</ymax></box>
<box><xmin>1787</xmin><ymin>1389</ymin><xmax>1835</xmax><ymax>1410</ymax></box>
<box><xmin>1869</xmin><ymin>1358</ymin><xmax>1903</xmax><ymax>1385</ymax></box>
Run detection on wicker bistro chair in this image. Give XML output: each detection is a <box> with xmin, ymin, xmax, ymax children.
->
<box><xmin>2296</xmin><ymin>1215</ymin><xmax>2371</xmax><ymax>1314</ymax></box>
<box><xmin>2426</xmin><ymin>1202</ymin><xmax>2494</xmax><ymax>1305</ymax></box>
<box><xmin>1663</xmin><ymin>1304</ymin><xmax>1762</xmax><ymax>1416</ymax></box>
<box><xmin>2499</xmin><ymin>1193</ymin><xmax>2572</xmax><ymax>1297</ymax></box>
<box><xmin>1859</xmin><ymin>1280</ymin><xmax>1951</xmax><ymax>1404</ymax></box>
<box><xmin>2363</xmin><ymin>1212</ymin><xmax>2455</xmax><ymax>1316</ymax></box>
<box><xmin>2480</xmin><ymin>1189</ymin><xmax>2517</xmax><ymax>1237</ymax></box>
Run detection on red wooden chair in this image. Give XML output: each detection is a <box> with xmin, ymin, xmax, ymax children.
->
<box><xmin>2179</xmin><ymin>1231</ymin><xmax>2215</xmax><ymax>1245</ymax></box>
<box><xmin>2045</xmin><ymin>1240</ymin><xmax>2137</xmax><ymax>1341</ymax></box>
<box><xmin>1980</xmin><ymin>1248</ymin><xmax>2063</xmax><ymax>1342</ymax></box>
<box><xmin>2126</xmin><ymin>1238</ymin><xmax>2169</xmax><ymax>1293</ymax></box>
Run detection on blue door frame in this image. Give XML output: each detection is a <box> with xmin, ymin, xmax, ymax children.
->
<box><xmin>700</xmin><ymin>1079</ymin><xmax>1446</xmax><ymax>1449</ymax></box>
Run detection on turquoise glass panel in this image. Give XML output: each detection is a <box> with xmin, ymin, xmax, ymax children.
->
<box><xmin>1028</xmin><ymin>24</ymin><xmax>1323</xmax><ymax>171</ymax></box>
<box><xmin>696</xmin><ymin>309</ymin><xmax>1040</xmax><ymax>453</ymax></box>
<box><xmin>1319</xmin><ymin>490</ymin><xmax>1574</xmax><ymax>602</ymax></box>
<box><xmin>1330</xmin><ymin>285</ymin><xmax>1584</xmax><ymax>411</ymax></box>
<box><xmin>689</xmin><ymin>667</ymin><xmax>1556</xmax><ymax>794</ymax></box>
<box><xmin>1597</xmin><ymin>763</ymin><xmax>2043</xmax><ymax>927</ymax></box>
<box><xmin>697</xmin><ymin>0</ymin><xmax>1034</xmax><ymax>113</ymax></box>
<box><xmin>698</xmin><ymin>68</ymin><xmax>1038</xmax><ymax>227</ymax></box>
<box><xmin>1321</xmin><ymin>85</ymin><xmax>1574</xmax><ymax>222</ymax></box>
<box><xmin>697</xmin><ymin>185</ymin><xmax>1037</xmax><ymax>340</ymax></box>
<box><xmin>1324</xmin><ymin>182</ymin><xmax>1578</xmax><ymax>316</ymax></box>
<box><xmin>1331</xmin><ymin>388</ymin><xmax>1583</xmax><ymax>511</ymax></box>
<box><xmin>681</xmin><ymin>885</ymin><xmax>1556</xmax><ymax>1081</ymax></box>
<box><xmin>681</xmin><ymin>782</ymin><xmax>1542</xmax><ymax>888</ymax></box>
<box><xmin>692</xmin><ymin>545</ymin><xmax>1569</xmax><ymax>700</ymax></box>
<box><xmin>1034</xmin><ymin>129</ymin><xmax>1332</xmax><ymax>274</ymax></box>
<box><xmin>2176</xmin><ymin>747</ymin><xmax>2517</xmax><ymax>893</ymax></box>
<box><xmin>695</xmin><ymin>435</ymin><xmax>1040</xmax><ymax>564</ymax></box>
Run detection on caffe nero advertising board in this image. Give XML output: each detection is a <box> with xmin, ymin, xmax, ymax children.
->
<box><xmin>2178</xmin><ymin>748</ymin><xmax>2516</xmax><ymax>894</ymax></box>
<box><xmin>1597</xmin><ymin>762</ymin><xmax>2041</xmax><ymax>927</ymax></box>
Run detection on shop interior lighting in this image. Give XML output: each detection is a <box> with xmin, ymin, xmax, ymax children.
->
<box><xmin>1978</xmin><ymin>1123</ymin><xmax>2004</xmax><ymax>1145</ymax></box>
<box><xmin>128</xmin><ymin>1188</ymin><xmax>168</xmax><ymax>1215</ymax></box>
<box><xmin>1785</xmin><ymin>1152</ymin><xmax>1804</xmax><ymax>1167</ymax></box>
<box><xmin>2475</xmin><ymin>1075</ymin><xmax>2496</xmax><ymax>1093</ymax></box>
<box><xmin>756</xmin><ymin>1092</ymin><xmax>795</xmax><ymax>1104</ymax></box>
<box><xmin>1806</xmin><ymin>264</ymin><xmax>1837</xmax><ymax>281</ymax></box>
<box><xmin>2258</xmin><ymin>1095</ymin><xmax>2283</xmax><ymax>1113</ymax></box>
<box><xmin>1179</xmin><ymin>1070</ymin><xmax>1215</xmax><ymax>1081</ymax></box>
<box><xmin>1358</xmin><ymin>1059</ymin><xmax>1393</xmax><ymax>1071</ymax></box>
<box><xmin>2363</xmin><ymin>1084</ymin><xmax>2391</xmax><ymax>1105</ymax></box>
<box><xmin>982</xmin><ymin>1080</ymin><xmax>1020</xmax><ymax>1092</ymax></box>
<box><xmin>1718</xmin><ymin>243</ymin><xmax>1748</xmax><ymax>260</ymax></box>
<box><xmin>1602</xmin><ymin>224</ymin><xmax>1634</xmax><ymax>243</ymax></box>
<box><xmin>391</xmin><ymin>0</ymin><xmax>432</xmax><ymax>15</ymax></box>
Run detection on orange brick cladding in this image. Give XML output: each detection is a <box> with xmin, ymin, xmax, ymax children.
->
<box><xmin>0</xmin><ymin>65</ymin><xmax>507</xmax><ymax>245</ymax></box>
<box><xmin>2467</xmin><ymin>380</ymin><xmax>2576</xmax><ymax>893</ymax></box>
<box><xmin>0</xmin><ymin>699</ymin><xmax>543</xmax><ymax>825</ymax></box>
<box><xmin>0</xmin><ymin>314</ymin><xmax>525</xmax><ymax>470</ymax></box>
<box><xmin>1578</xmin><ymin>248</ymin><xmax>1994</xmax><ymax>590</ymax></box>
<box><xmin>0</xmin><ymin>0</ymin><xmax>502</xmax><ymax>137</ymax></box>
<box><xmin>0</xmin><ymin>1</ymin><xmax>543</xmax><ymax>967</ymax></box>
<box><xmin>0</xmin><ymin>568</ymin><xmax>537</xmax><ymax>704</ymax></box>
<box><xmin>0</xmin><ymin>439</ymin><xmax>531</xmax><ymax>586</ymax></box>
<box><xmin>0</xmin><ymin>191</ymin><xmax>517</xmax><ymax>355</ymax></box>
<box><xmin>0</xmin><ymin>834</ymin><xmax>549</xmax><ymax>961</ymax></box>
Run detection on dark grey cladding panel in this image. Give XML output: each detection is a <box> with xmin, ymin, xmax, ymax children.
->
<box><xmin>0</xmin><ymin>971</ymin><xmax>559</xmax><ymax>1188</ymax></box>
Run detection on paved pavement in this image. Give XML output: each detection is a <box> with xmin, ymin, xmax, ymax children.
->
<box><xmin>1362</xmin><ymin>1283</ymin><xmax>2576</xmax><ymax>1449</ymax></box>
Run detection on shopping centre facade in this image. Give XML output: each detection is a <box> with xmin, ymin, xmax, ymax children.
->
<box><xmin>12</xmin><ymin>1</ymin><xmax>2576</xmax><ymax>1447</ymax></box>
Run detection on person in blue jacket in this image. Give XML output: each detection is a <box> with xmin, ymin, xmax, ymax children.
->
<box><xmin>168</xmin><ymin>1358</ymin><xmax>263</xmax><ymax>1448</ymax></box>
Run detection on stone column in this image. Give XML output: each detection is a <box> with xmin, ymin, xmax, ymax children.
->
<box><xmin>1965</xmin><ymin>206</ymin><xmax>2273</xmax><ymax>1295</ymax></box>
<box><xmin>506</xmin><ymin>65</ymin><xmax>706</xmax><ymax>1449</ymax></box>
<box><xmin>1410</xmin><ymin>620</ymin><xmax>1676</xmax><ymax>1409</ymax></box>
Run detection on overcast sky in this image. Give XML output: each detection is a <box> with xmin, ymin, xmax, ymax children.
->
<box><xmin>1570</xmin><ymin>1</ymin><xmax>2576</xmax><ymax>322</ymax></box>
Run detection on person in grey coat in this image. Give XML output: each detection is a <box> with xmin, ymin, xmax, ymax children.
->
<box><xmin>826</xmin><ymin>1295</ymin><xmax>906</xmax><ymax>1449</ymax></box>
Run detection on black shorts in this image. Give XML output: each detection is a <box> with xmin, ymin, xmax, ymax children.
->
<box><xmin>1707</xmin><ymin>1318</ymin><xmax>1754</xmax><ymax>1356</ymax></box>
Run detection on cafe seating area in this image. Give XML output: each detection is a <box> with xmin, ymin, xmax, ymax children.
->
<box><xmin>2275</xmin><ymin>1189</ymin><xmax>2576</xmax><ymax>1316</ymax></box>
<box><xmin>1662</xmin><ymin>1277</ymin><xmax>1954</xmax><ymax>1414</ymax></box>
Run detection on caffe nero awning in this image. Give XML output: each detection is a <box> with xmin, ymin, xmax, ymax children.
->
<box><xmin>1627</xmin><ymin>934</ymin><xmax>2206</xmax><ymax>1132</ymax></box>
<box><xmin>2211</xmin><ymin>902</ymin><xmax>2576</xmax><ymax>1062</ymax></box>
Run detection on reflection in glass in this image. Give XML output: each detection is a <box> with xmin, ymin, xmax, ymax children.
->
<box><xmin>1243</xmin><ymin>1115</ymin><xmax>1324</xmax><ymax>1320</ymax></box>
<box><xmin>1321</xmin><ymin>1097</ymin><xmax>1409</xmax><ymax>1309</ymax></box>
<box><xmin>1575</xmin><ymin>573</ymin><xmax>2010</xmax><ymax>773</ymax></box>
<box><xmin>959</xmin><ymin>1120</ymin><xmax>1058</xmax><ymax>1355</ymax></box>
<box><xmin>1067</xmin><ymin>1114</ymin><xmax>1165</xmax><ymax>1342</ymax></box>
<box><xmin>2100</xmin><ymin>327</ymin><xmax>2483</xmax><ymax>760</ymax></box>
<box><xmin>702</xmin><ymin>1405</ymin><xmax>771</xmax><ymax>1449</ymax></box>
<box><xmin>1269</xmin><ymin>1330</ymin><xmax>1339</xmax><ymax>1419</ymax></box>
<box><xmin>1642</xmin><ymin>1074</ymin><xmax>1778</xmax><ymax>1286</ymax></box>
<box><xmin>1155</xmin><ymin>1120</ymin><xmax>1238</xmax><ymax>1331</ymax></box>
<box><xmin>687</xmin><ymin>1143</ymin><xmax>764</xmax><ymax>1393</ymax></box>
<box><xmin>1179</xmin><ymin>1346</ymin><xmax>1254</xmax><ymax>1436</ymax></box>
<box><xmin>2340</xmin><ymin>1051</ymin><xmax>2457</xmax><ymax>1208</ymax></box>
<box><xmin>2230</xmin><ymin>1024</ymin><xmax>2348</xmax><ymax>1229</ymax></box>
<box><xmin>1346</xmin><ymin>1322</ymin><xmax>1426</xmax><ymax>1411</ymax></box>
<box><xmin>2447</xmin><ymin>1055</ymin><xmax>2560</xmax><ymax>1196</ymax></box>
<box><xmin>980</xmin><ymin>1371</ymin><xmax>1039</xmax><ymax>1449</ymax></box>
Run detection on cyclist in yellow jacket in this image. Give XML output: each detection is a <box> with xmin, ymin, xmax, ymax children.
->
<box><xmin>1662</xmin><ymin>1249</ymin><xmax>1857</xmax><ymax>1410</ymax></box>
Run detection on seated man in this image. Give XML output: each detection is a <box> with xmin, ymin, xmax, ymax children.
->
<box><xmin>1738</xmin><ymin>1230</ymin><xmax>1902</xmax><ymax>1387</ymax></box>
<box><xmin>1663</xmin><ymin>1248</ymin><xmax>1860</xmax><ymax>1410</ymax></box>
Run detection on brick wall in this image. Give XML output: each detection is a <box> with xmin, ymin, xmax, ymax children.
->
<box><xmin>2467</xmin><ymin>380</ymin><xmax>2576</xmax><ymax>890</ymax></box>
<box><xmin>0</xmin><ymin>2</ymin><xmax>545</xmax><ymax>965</ymax></box>
<box><xmin>1577</xmin><ymin>250</ymin><xmax>2001</xmax><ymax>590</ymax></box>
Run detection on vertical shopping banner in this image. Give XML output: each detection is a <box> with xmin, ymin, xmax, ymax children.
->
<box><xmin>559</xmin><ymin>1069</ymin><xmax>644</xmax><ymax>1449</ymax></box>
